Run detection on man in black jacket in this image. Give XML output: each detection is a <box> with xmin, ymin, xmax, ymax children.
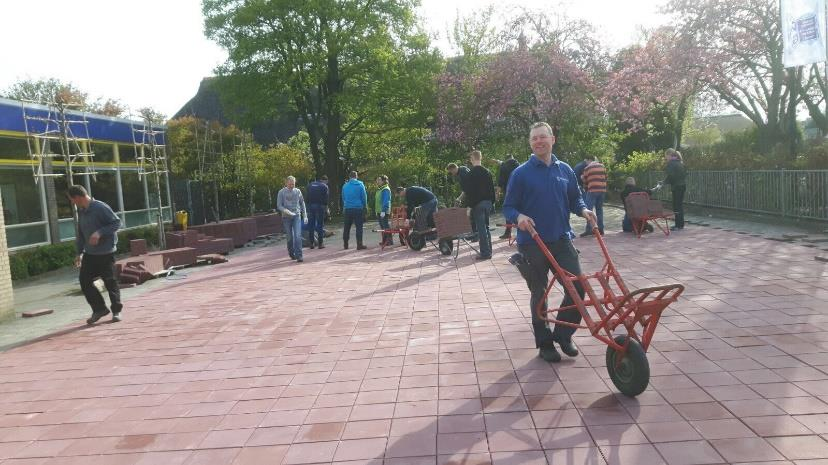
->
<box><xmin>467</xmin><ymin>150</ymin><xmax>496</xmax><ymax>260</ymax></box>
<box><xmin>396</xmin><ymin>185</ymin><xmax>438</xmax><ymax>230</ymax></box>
<box><xmin>496</xmin><ymin>154</ymin><xmax>520</xmax><ymax>239</ymax></box>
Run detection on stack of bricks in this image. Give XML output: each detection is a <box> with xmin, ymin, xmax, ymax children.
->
<box><xmin>0</xmin><ymin>195</ymin><xmax>13</xmax><ymax>321</ymax></box>
<box><xmin>254</xmin><ymin>213</ymin><xmax>283</xmax><ymax>235</ymax></box>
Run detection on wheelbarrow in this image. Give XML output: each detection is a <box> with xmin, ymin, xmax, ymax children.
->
<box><xmin>523</xmin><ymin>224</ymin><xmax>684</xmax><ymax>396</ymax></box>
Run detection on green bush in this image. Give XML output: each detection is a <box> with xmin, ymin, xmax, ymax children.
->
<box><xmin>8</xmin><ymin>242</ymin><xmax>76</xmax><ymax>281</ymax></box>
<box><xmin>9</xmin><ymin>254</ymin><xmax>29</xmax><ymax>280</ymax></box>
<box><xmin>611</xmin><ymin>151</ymin><xmax>664</xmax><ymax>191</ymax></box>
<box><xmin>8</xmin><ymin>225</ymin><xmax>161</xmax><ymax>281</ymax></box>
<box><xmin>116</xmin><ymin>226</ymin><xmax>161</xmax><ymax>254</ymax></box>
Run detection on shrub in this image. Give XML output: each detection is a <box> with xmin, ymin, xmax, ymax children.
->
<box><xmin>611</xmin><ymin>151</ymin><xmax>664</xmax><ymax>191</ymax></box>
<box><xmin>8</xmin><ymin>225</ymin><xmax>160</xmax><ymax>281</ymax></box>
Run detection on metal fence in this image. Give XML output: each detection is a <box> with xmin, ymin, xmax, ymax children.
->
<box><xmin>646</xmin><ymin>170</ymin><xmax>828</xmax><ymax>222</ymax></box>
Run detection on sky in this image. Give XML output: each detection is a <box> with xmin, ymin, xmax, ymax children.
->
<box><xmin>0</xmin><ymin>0</ymin><xmax>667</xmax><ymax>119</ymax></box>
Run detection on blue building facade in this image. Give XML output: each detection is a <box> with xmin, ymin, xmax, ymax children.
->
<box><xmin>0</xmin><ymin>97</ymin><xmax>171</xmax><ymax>249</ymax></box>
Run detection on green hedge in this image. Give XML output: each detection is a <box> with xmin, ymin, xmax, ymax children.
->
<box><xmin>9</xmin><ymin>226</ymin><xmax>160</xmax><ymax>281</ymax></box>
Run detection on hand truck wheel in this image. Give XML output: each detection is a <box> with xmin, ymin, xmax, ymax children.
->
<box><xmin>408</xmin><ymin>232</ymin><xmax>426</xmax><ymax>251</ymax></box>
<box><xmin>438</xmin><ymin>239</ymin><xmax>453</xmax><ymax>255</ymax></box>
<box><xmin>606</xmin><ymin>335</ymin><xmax>650</xmax><ymax>397</ymax></box>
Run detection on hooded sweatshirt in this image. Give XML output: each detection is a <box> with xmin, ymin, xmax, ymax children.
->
<box><xmin>342</xmin><ymin>178</ymin><xmax>368</xmax><ymax>210</ymax></box>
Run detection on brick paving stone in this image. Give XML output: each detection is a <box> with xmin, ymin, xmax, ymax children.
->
<box><xmin>2</xmin><ymin>224</ymin><xmax>828</xmax><ymax>464</ymax></box>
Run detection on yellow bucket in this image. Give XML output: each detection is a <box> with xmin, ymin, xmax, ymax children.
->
<box><xmin>175</xmin><ymin>210</ymin><xmax>189</xmax><ymax>230</ymax></box>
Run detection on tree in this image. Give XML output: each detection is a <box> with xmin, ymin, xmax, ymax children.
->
<box><xmin>2</xmin><ymin>78</ymin><xmax>127</xmax><ymax>117</ymax></box>
<box><xmin>666</xmin><ymin>0</ymin><xmax>799</xmax><ymax>154</ymax></box>
<box><xmin>604</xmin><ymin>29</ymin><xmax>700</xmax><ymax>153</ymax></box>
<box><xmin>203</xmin><ymin>0</ymin><xmax>441</xmax><ymax>209</ymax></box>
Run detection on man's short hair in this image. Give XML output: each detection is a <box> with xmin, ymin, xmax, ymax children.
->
<box><xmin>395</xmin><ymin>186</ymin><xmax>405</xmax><ymax>194</ymax></box>
<box><xmin>446</xmin><ymin>163</ymin><xmax>458</xmax><ymax>171</ymax></box>
<box><xmin>350</xmin><ymin>171</ymin><xmax>358</xmax><ymax>179</ymax></box>
<box><xmin>468</xmin><ymin>150</ymin><xmax>482</xmax><ymax>161</ymax></box>
<box><xmin>585</xmin><ymin>154</ymin><xmax>596</xmax><ymax>161</ymax></box>
<box><xmin>379</xmin><ymin>175</ymin><xmax>389</xmax><ymax>183</ymax></box>
<box><xmin>319</xmin><ymin>175</ymin><xmax>328</xmax><ymax>182</ymax></box>
<box><xmin>530</xmin><ymin>121</ymin><xmax>554</xmax><ymax>136</ymax></box>
<box><xmin>68</xmin><ymin>185</ymin><xmax>88</xmax><ymax>198</ymax></box>
<box><xmin>286</xmin><ymin>175</ymin><xmax>296</xmax><ymax>183</ymax></box>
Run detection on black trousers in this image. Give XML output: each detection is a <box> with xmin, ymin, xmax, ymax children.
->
<box><xmin>80</xmin><ymin>253</ymin><xmax>122</xmax><ymax>314</ymax></box>
<box><xmin>672</xmin><ymin>185</ymin><xmax>686</xmax><ymax>228</ymax></box>
<box><xmin>518</xmin><ymin>238</ymin><xmax>585</xmax><ymax>348</ymax></box>
<box><xmin>342</xmin><ymin>208</ymin><xmax>365</xmax><ymax>244</ymax></box>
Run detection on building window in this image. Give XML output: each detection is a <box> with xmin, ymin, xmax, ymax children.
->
<box><xmin>0</xmin><ymin>168</ymin><xmax>44</xmax><ymax>225</ymax></box>
<box><xmin>92</xmin><ymin>143</ymin><xmax>115</xmax><ymax>163</ymax></box>
<box><xmin>90</xmin><ymin>170</ymin><xmax>119</xmax><ymax>211</ymax></box>
<box><xmin>121</xmin><ymin>170</ymin><xmax>146</xmax><ymax>211</ymax></box>
<box><xmin>0</xmin><ymin>136</ymin><xmax>31</xmax><ymax>160</ymax></box>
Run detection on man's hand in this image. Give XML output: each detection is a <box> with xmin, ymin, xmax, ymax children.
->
<box><xmin>88</xmin><ymin>231</ymin><xmax>101</xmax><ymax>246</ymax></box>
<box><xmin>74</xmin><ymin>255</ymin><xmax>82</xmax><ymax>268</ymax></box>
<box><xmin>516</xmin><ymin>213</ymin><xmax>535</xmax><ymax>232</ymax></box>
<box><xmin>582</xmin><ymin>208</ymin><xmax>598</xmax><ymax>229</ymax></box>
<box><xmin>380</xmin><ymin>211</ymin><xmax>386</xmax><ymax>218</ymax></box>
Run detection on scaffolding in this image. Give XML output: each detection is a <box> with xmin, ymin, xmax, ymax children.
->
<box><xmin>131</xmin><ymin>115</ymin><xmax>169</xmax><ymax>249</ymax></box>
<box><xmin>235</xmin><ymin>130</ymin><xmax>256</xmax><ymax>216</ymax></box>
<box><xmin>20</xmin><ymin>99</ymin><xmax>98</xmax><ymax>238</ymax></box>
<box><xmin>20</xmin><ymin>99</ymin><xmax>98</xmax><ymax>186</ymax></box>
<box><xmin>196</xmin><ymin>120</ymin><xmax>224</xmax><ymax>223</ymax></box>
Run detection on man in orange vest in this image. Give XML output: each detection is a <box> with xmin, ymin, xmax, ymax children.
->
<box><xmin>580</xmin><ymin>155</ymin><xmax>607</xmax><ymax>237</ymax></box>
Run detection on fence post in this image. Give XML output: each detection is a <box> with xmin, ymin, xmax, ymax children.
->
<box><xmin>780</xmin><ymin>169</ymin><xmax>786</xmax><ymax>217</ymax></box>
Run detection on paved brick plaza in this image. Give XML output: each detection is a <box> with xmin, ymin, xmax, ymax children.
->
<box><xmin>1</xmin><ymin>226</ymin><xmax>827</xmax><ymax>464</ymax></box>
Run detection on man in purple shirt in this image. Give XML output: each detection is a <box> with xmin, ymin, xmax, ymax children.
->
<box><xmin>503</xmin><ymin>122</ymin><xmax>597</xmax><ymax>363</ymax></box>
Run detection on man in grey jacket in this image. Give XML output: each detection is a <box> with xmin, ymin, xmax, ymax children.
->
<box><xmin>277</xmin><ymin>175</ymin><xmax>307</xmax><ymax>262</ymax></box>
<box><xmin>69</xmin><ymin>185</ymin><xmax>122</xmax><ymax>325</ymax></box>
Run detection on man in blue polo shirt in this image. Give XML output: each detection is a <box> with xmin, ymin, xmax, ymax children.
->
<box><xmin>503</xmin><ymin>122</ymin><xmax>597</xmax><ymax>363</ymax></box>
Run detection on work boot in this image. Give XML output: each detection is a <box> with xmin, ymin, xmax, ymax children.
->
<box><xmin>343</xmin><ymin>241</ymin><xmax>349</xmax><ymax>250</ymax></box>
<box><xmin>310</xmin><ymin>242</ymin><xmax>315</xmax><ymax>249</ymax></box>
<box><xmin>539</xmin><ymin>346</ymin><xmax>561</xmax><ymax>363</ymax></box>
<box><xmin>357</xmin><ymin>242</ymin><xmax>368</xmax><ymax>250</ymax></box>
<box><xmin>558</xmin><ymin>340</ymin><xmax>579</xmax><ymax>357</ymax></box>
<box><xmin>318</xmin><ymin>239</ymin><xmax>325</xmax><ymax>249</ymax></box>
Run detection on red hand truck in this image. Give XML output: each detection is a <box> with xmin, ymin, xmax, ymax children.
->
<box><xmin>525</xmin><ymin>224</ymin><xmax>684</xmax><ymax>396</ymax></box>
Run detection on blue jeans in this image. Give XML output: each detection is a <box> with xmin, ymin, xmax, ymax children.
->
<box><xmin>584</xmin><ymin>191</ymin><xmax>605</xmax><ymax>234</ymax></box>
<box><xmin>307</xmin><ymin>204</ymin><xmax>325</xmax><ymax>245</ymax></box>
<box><xmin>472</xmin><ymin>200</ymin><xmax>493</xmax><ymax>258</ymax></box>
<box><xmin>283</xmin><ymin>215</ymin><xmax>302</xmax><ymax>259</ymax></box>
<box><xmin>343</xmin><ymin>208</ymin><xmax>365</xmax><ymax>245</ymax></box>
<box><xmin>378</xmin><ymin>213</ymin><xmax>391</xmax><ymax>244</ymax></box>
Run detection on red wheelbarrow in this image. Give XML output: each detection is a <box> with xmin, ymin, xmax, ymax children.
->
<box><xmin>524</xmin><ymin>224</ymin><xmax>684</xmax><ymax>396</ymax></box>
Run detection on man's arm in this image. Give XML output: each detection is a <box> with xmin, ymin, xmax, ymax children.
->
<box><xmin>299</xmin><ymin>192</ymin><xmax>306</xmax><ymax>219</ymax></box>
<box><xmin>322</xmin><ymin>184</ymin><xmax>330</xmax><ymax>206</ymax></box>
<box><xmin>361</xmin><ymin>184</ymin><xmax>368</xmax><ymax>209</ymax></box>
<box><xmin>96</xmin><ymin>203</ymin><xmax>121</xmax><ymax>238</ymax></box>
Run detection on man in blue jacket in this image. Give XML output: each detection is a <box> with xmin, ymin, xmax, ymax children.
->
<box><xmin>306</xmin><ymin>175</ymin><xmax>329</xmax><ymax>249</ymax></box>
<box><xmin>341</xmin><ymin>171</ymin><xmax>368</xmax><ymax>250</ymax></box>
<box><xmin>503</xmin><ymin>122</ymin><xmax>597</xmax><ymax>363</ymax></box>
<box><xmin>68</xmin><ymin>185</ymin><xmax>123</xmax><ymax>325</ymax></box>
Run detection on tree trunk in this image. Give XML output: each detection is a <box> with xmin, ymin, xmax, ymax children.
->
<box><xmin>324</xmin><ymin>53</ymin><xmax>344</xmax><ymax>213</ymax></box>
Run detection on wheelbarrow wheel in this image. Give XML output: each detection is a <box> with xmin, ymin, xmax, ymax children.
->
<box><xmin>606</xmin><ymin>335</ymin><xmax>649</xmax><ymax>397</ymax></box>
<box><xmin>408</xmin><ymin>233</ymin><xmax>426</xmax><ymax>251</ymax></box>
<box><xmin>439</xmin><ymin>239</ymin><xmax>453</xmax><ymax>255</ymax></box>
